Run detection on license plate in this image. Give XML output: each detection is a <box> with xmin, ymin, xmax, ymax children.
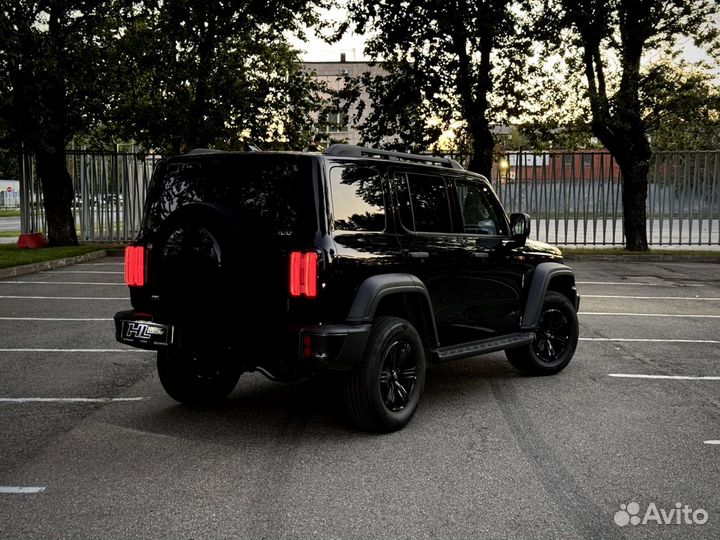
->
<box><xmin>120</xmin><ymin>320</ymin><xmax>172</xmax><ymax>348</ymax></box>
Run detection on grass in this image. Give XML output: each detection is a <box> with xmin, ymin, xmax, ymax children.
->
<box><xmin>0</xmin><ymin>209</ymin><xmax>21</xmax><ymax>218</ymax></box>
<box><xmin>0</xmin><ymin>231</ymin><xmax>20</xmax><ymax>237</ymax></box>
<box><xmin>0</xmin><ymin>243</ymin><xmax>122</xmax><ymax>269</ymax></box>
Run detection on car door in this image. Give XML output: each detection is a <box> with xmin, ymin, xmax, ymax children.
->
<box><xmin>391</xmin><ymin>169</ymin><xmax>478</xmax><ymax>346</ymax></box>
<box><xmin>448</xmin><ymin>175</ymin><xmax>525</xmax><ymax>339</ymax></box>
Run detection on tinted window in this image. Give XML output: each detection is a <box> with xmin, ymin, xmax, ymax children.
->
<box><xmin>144</xmin><ymin>154</ymin><xmax>317</xmax><ymax>237</ymax></box>
<box><xmin>456</xmin><ymin>180</ymin><xmax>504</xmax><ymax>235</ymax></box>
<box><xmin>395</xmin><ymin>173</ymin><xmax>452</xmax><ymax>233</ymax></box>
<box><xmin>329</xmin><ymin>166</ymin><xmax>385</xmax><ymax>231</ymax></box>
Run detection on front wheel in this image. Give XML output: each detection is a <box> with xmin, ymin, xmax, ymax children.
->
<box><xmin>506</xmin><ymin>291</ymin><xmax>579</xmax><ymax>375</ymax></box>
<box><xmin>157</xmin><ymin>349</ymin><xmax>242</xmax><ymax>404</ymax></box>
<box><xmin>343</xmin><ymin>316</ymin><xmax>426</xmax><ymax>432</ymax></box>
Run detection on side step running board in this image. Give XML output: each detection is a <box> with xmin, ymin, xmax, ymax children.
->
<box><xmin>432</xmin><ymin>333</ymin><xmax>534</xmax><ymax>363</ymax></box>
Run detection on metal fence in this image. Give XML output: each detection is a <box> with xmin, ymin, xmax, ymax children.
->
<box><xmin>492</xmin><ymin>150</ymin><xmax>720</xmax><ymax>246</ymax></box>
<box><xmin>21</xmin><ymin>151</ymin><xmax>162</xmax><ymax>242</ymax></box>
<box><xmin>19</xmin><ymin>149</ymin><xmax>720</xmax><ymax>246</ymax></box>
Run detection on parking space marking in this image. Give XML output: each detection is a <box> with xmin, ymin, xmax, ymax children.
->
<box><xmin>0</xmin><ymin>281</ymin><xmax>124</xmax><ymax>286</ymax></box>
<box><xmin>584</xmin><ymin>295</ymin><xmax>720</xmax><ymax>301</ymax></box>
<box><xmin>581</xmin><ymin>338</ymin><xmax>720</xmax><ymax>344</ymax></box>
<box><xmin>581</xmin><ymin>312</ymin><xmax>720</xmax><ymax>318</ymax></box>
<box><xmin>0</xmin><ymin>348</ymin><xmax>153</xmax><ymax>353</ymax></box>
<box><xmin>577</xmin><ymin>281</ymin><xmax>704</xmax><ymax>287</ymax></box>
<box><xmin>608</xmin><ymin>374</ymin><xmax>720</xmax><ymax>380</ymax></box>
<box><xmin>0</xmin><ymin>295</ymin><xmax>126</xmax><ymax>300</ymax></box>
<box><xmin>704</xmin><ymin>441</ymin><xmax>720</xmax><ymax>445</ymax></box>
<box><xmin>0</xmin><ymin>487</ymin><xmax>45</xmax><ymax>494</ymax></box>
<box><xmin>0</xmin><ymin>317</ymin><xmax>112</xmax><ymax>321</ymax></box>
<box><xmin>75</xmin><ymin>263</ymin><xmax>124</xmax><ymax>267</ymax></box>
<box><xmin>0</xmin><ymin>397</ymin><xmax>148</xmax><ymax>403</ymax></box>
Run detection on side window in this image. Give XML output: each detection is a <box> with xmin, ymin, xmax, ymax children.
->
<box><xmin>456</xmin><ymin>180</ymin><xmax>504</xmax><ymax>235</ymax></box>
<box><xmin>395</xmin><ymin>173</ymin><xmax>453</xmax><ymax>233</ymax></box>
<box><xmin>329</xmin><ymin>166</ymin><xmax>385</xmax><ymax>231</ymax></box>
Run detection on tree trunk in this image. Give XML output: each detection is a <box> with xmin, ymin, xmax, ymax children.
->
<box><xmin>467</xmin><ymin>122</ymin><xmax>494</xmax><ymax>180</ymax></box>
<box><xmin>36</xmin><ymin>148</ymin><xmax>78</xmax><ymax>246</ymax></box>
<box><xmin>617</xmin><ymin>158</ymin><xmax>650</xmax><ymax>251</ymax></box>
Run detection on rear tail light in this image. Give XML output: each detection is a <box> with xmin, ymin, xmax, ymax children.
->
<box><xmin>125</xmin><ymin>246</ymin><xmax>146</xmax><ymax>287</ymax></box>
<box><xmin>289</xmin><ymin>251</ymin><xmax>317</xmax><ymax>298</ymax></box>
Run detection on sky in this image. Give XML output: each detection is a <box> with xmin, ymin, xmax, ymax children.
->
<box><xmin>287</xmin><ymin>5</ymin><xmax>369</xmax><ymax>62</ymax></box>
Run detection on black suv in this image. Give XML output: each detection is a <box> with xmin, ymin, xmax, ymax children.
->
<box><xmin>115</xmin><ymin>145</ymin><xmax>580</xmax><ymax>432</ymax></box>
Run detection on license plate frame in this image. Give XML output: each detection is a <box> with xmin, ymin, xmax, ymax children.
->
<box><xmin>120</xmin><ymin>320</ymin><xmax>172</xmax><ymax>348</ymax></box>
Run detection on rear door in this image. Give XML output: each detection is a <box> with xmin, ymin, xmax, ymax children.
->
<box><xmin>392</xmin><ymin>170</ymin><xmax>523</xmax><ymax>346</ymax></box>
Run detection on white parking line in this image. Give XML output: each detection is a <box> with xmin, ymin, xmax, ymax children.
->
<box><xmin>0</xmin><ymin>487</ymin><xmax>45</xmax><ymax>494</ymax></box>
<box><xmin>704</xmin><ymin>441</ymin><xmax>720</xmax><ymax>445</ymax></box>
<box><xmin>0</xmin><ymin>317</ymin><xmax>113</xmax><ymax>321</ymax></box>
<box><xmin>0</xmin><ymin>281</ymin><xmax>124</xmax><ymax>286</ymax></box>
<box><xmin>0</xmin><ymin>397</ymin><xmax>148</xmax><ymax>403</ymax></box>
<box><xmin>577</xmin><ymin>281</ymin><xmax>704</xmax><ymax>287</ymax></box>
<box><xmin>581</xmin><ymin>338</ymin><xmax>720</xmax><ymax>344</ymax></box>
<box><xmin>608</xmin><ymin>374</ymin><xmax>720</xmax><ymax>380</ymax></box>
<box><xmin>584</xmin><ymin>295</ymin><xmax>720</xmax><ymax>301</ymax></box>
<box><xmin>581</xmin><ymin>312</ymin><xmax>720</xmax><ymax>319</ymax></box>
<box><xmin>75</xmin><ymin>263</ymin><xmax>124</xmax><ymax>267</ymax></box>
<box><xmin>0</xmin><ymin>348</ymin><xmax>153</xmax><ymax>353</ymax></box>
<box><xmin>0</xmin><ymin>296</ymin><xmax>126</xmax><ymax>300</ymax></box>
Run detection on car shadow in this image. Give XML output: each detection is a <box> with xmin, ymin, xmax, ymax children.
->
<box><xmin>109</xmin><ymin>353</ymin><xmax>525</xmax><ymax>444</ymax></box>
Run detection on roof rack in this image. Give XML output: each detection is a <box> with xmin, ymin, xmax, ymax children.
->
<box><xmin>324</xmin><ymin>144</ymin><xmax>464</xmax><ymax>170</ymax></box>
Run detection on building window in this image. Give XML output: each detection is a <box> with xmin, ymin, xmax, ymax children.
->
<box><xmin>320</xmin><ymin>111</ymin><xmax>349</xmax><ymax>133</ymax></box>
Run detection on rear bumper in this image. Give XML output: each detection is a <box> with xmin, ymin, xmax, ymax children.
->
<box><xmin>114</xmin><ymin>310</ymin><xmax>371</xmax><ymax>369</ymax></box>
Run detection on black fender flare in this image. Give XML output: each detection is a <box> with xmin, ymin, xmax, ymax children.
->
<box><xmin>346</xmin><ymin>273</ymin><xmax>439</xmax><ymax>346</ymax></box>
<box><xmin>521</xmin><ymin>262</ymin><xmax>577</xmax><ymax>330</ymax></box>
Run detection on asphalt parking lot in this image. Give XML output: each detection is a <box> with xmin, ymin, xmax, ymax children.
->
<box><xmin>0</xmin><ymin>255</ymin><xmax>718</xmax><ymax>539</ymax></box>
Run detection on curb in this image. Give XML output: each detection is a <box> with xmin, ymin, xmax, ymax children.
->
<box><xmin>564</xmin><ymin>254</ymin><xmax>720</xmax><ymax>263</ymax></box>
<box><xmin>0</xmin><ymin>250</ymin><xmax>111</xmax><ymax>280</ymax></box>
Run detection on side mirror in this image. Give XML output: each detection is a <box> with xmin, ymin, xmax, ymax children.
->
<box><xmin>510</xmin><ymin>213</ymin><xmax>531</xmax><ymax>246</ymax></box>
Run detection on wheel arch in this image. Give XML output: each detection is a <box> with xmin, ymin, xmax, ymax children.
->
<box><xmin>521</xmin><ymin>262</ymin><xmax>578</xmax><ymax>330</ymax></box>
<box><xmin>346</xmin><ymin>274</ymin><xmax>439</xmax><ymax>349</ymax></box>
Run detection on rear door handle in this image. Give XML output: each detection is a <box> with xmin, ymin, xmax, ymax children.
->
<box><xmin>406</xmin><ymin>251</ymin><xmax>429</xmax><ymax>259</ymax></box>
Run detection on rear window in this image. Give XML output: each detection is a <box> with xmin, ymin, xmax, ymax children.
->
<box><xmin>143</xmin><ymin>154</ymin><xmax>317</xmax><ymax>237</ymax></box>
<box><xmin>329</xmin><ymin>166</ymin><xmax>385</xmax><ymax>232</ymax></box>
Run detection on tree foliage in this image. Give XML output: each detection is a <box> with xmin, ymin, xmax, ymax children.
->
<box><xmin>345</xmin><ymin>0</ymin><xmax>533</xmax><ymax>177</ymax></box>
<box><xmin>537</xmin><ymin>0</ymin><xmax>720</xmax><ymax>250</ymax></box>
<box><xmin>0</xmin><ymin>1</ymin><xmax>117</xmax><ymax>245</ymax></box>
<box><xmin>106</xmin><ymin>0</ymin><xmax>331</xmax><ymax>154</ymax></box>
<box><xmin>0</xmin><ymin>0</ymin><xmax>331</xmax><ymax>245</ymax></box>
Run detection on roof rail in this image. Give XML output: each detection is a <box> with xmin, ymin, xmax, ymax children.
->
<box><xmin>185</xmin><ymin>148</ymin><xmax>225</xmax><ymax>155</ymax></box>
<box><xmin>324</xmin><ymin>144</ymin><xmax>464</xmax><ymax>170</ymax></box>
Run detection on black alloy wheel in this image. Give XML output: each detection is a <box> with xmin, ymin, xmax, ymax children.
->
<box><xmin>343</xmin><ymin>316</ymin><xmax>427</xmax><ymax>432</ymax></box>
<box><xmin>379</xmin><ymin>339</ymin><xmax>419</xmax><ymax>412</ymax></box>
<box><xmin>506</xmin><ymin>291</ymin><xmax>579</xmax><ymax>375</ymax></box>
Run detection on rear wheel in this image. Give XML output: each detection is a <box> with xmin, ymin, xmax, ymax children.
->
<box><xmin>343</xmin><ymin>316</ymin><xmax>426</xmax><ymax>432</ymax></box>
<box><xmin>157</xmin><ymin>349</ymin><xmax>241</xmax><ymax>404</ymax></box>
<box><xmin>506</xmin><ymin>291</ymin><xmax>578</xmax><ymax>375</ymax></box>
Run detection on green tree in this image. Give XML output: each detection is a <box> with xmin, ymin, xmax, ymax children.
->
<box><xmin>107</xmin><ymin>0</ymin><xmax>330</xmax><ymax>154</ymax></box>
<box><xmin>644</xmin><ymin>61</ymin><xmax>720</xmax><ymax>151</ymax></box>
<box><xmin>539</xmin><ymin>0</ymin><xmax>720</xmax><ymax>250</ymax></box>
<box><xmin>345</xmin><ymin>0</ymin><xmax>532</xmax><ymax>178</ymax></box>
<box><xmin>0</xmin><ymin>1</ymin><xmax>115</xmax><ymax>245</ymax></box>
